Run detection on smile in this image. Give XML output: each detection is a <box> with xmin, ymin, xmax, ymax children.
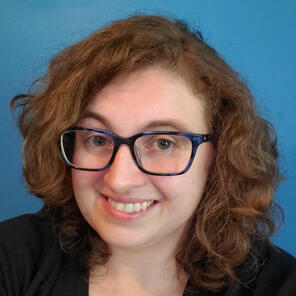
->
<box><xmin>107</xmin><ymin>198</ymin><xmax>155</xmax><ymax>213</ymax></box>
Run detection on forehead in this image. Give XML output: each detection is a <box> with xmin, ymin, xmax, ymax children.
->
<box><xmin>82</xmin><ymin>67</ymin><xmax>209</xmax><ymax>135</ymax></box>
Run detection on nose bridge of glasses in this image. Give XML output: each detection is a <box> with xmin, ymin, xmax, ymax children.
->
<box><xmin>112</xmin><ymin>135</ymin><xmax>138</xmax><ymax>163</ymax></box>
<box><xmin>115</xmin><ymin>134</ymin><xmax>135</xmax><ymax>146</ymax></box>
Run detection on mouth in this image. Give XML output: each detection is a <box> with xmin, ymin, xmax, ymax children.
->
<box><xmin>104</xmin><ymin>196</ymin><xmax>158</xmax><ymax>213</ymax></box>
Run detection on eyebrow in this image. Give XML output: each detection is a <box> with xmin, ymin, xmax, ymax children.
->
<box><xmin>79</xmin><ymin>110</ymin><xmax>194</xmax><ymax>133</ymax></box>
<box><xmin>80</xmin><ymin>110</ymin><xmax>113</xmax><ymax>127</ymax></box>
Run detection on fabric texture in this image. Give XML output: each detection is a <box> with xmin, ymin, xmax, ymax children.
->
<box><xmin>0</xmin><ymin>211</ymin><xmax>87</xmax><ymax>296</ymax></box>
<box><xmin>0</xmin><ymin>211</ymin><xmax>295</xmax><ymax>296</ymax></box>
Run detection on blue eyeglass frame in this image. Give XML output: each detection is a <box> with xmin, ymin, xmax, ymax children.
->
<box><xmin>60</xmin><ymin>127</ymin><xmax>212</xmax><ymax>176</ymax></box>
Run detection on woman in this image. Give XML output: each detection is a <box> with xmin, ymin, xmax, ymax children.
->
<box><xmin>1</xmin><ymin>15</ymin><xmax>295</xmax><ymax>295</ymax></box>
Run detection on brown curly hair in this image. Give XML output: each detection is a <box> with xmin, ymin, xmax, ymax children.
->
<box><xmin>11</xmin><ymin>15</ymin><xmax>282</xmax><ymax>291</ymax></box>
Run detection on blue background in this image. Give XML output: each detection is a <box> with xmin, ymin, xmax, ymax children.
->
<box><xmin>0</xmin><ymin>1</ymin><xmax>295</xmax><ymax>255</ymax></box>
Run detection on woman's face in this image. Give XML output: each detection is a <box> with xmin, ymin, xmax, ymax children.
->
<box><xmin>72</xmin><ymin>67</ymin><xmax>214</xmax><ymax>252</ymax></box>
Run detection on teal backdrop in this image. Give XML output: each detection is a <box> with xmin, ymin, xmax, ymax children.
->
<box><xmin>0</xmin><ymin>0</ymin><xmax>295</xmax><ymax>255</ymax></box>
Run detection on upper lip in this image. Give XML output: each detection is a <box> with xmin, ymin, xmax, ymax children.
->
<box><xmin>101</xmin><ymin>193</ymin><xmax>157</xmax><ymax>204</ymax></box>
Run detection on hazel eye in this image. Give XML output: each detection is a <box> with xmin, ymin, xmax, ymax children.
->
<box><xmin>156</xmin><ymin>138</ymin><xmax>172</xmax><ymax>150</ymax></box>
<box><xmin>92</xmin><ymin>136</ymin><xmax>107</xmax><ymax>146</ymax></box>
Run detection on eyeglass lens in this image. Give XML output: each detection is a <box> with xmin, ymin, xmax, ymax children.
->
<box><xmin>61</xmin><ymin>130</ymin><xmax>193</xmax><ymax>174</ymax></box>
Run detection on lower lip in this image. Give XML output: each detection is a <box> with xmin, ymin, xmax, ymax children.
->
<box><xmin>101</xmin><ymin>197</ymin><xmax>158</xmax><ymax>222</ymax></box>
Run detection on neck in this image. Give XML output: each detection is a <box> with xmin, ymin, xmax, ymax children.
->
<box><xmin>90</xmin><ymin>240</ymin><xmax>188</xmax><ymax>295</ymax></box>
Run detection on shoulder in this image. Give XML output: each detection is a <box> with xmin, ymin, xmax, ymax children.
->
<box><xmin>0</xmin><ymin>209</ymin><xmax>88</xmax><ymax>295</ymax></box>
<box><xmin>263</xmin><ymin>243</ymin><xmax>296</xmax><ymax>271</ymax></box>
<box><xmin>233</xmin><ymin>242</ymin><xmax>296</xmax><ymax>296</ymax></box>
<box><xmin>0</xmin><ymin>210</ymin><xmax>63</xmax><ymax>295</ymax></box>
<box><xmin>0</xmin><ymin>209</ymin><xmax>55</xmax><ymax>245</ymax></box>
<box><xmin>0</xmin><ymin>209</ymin><xmax>58</xmax><ymax>262</ymax></box>
<box><xmin>254</xmin><ymin>243</ymin><xmax>296</xmax><ymax>295</ymax></box>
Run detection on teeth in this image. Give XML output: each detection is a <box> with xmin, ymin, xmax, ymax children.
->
<box><xmin>134</xmin><ymin>203</ymin><xmax>141</xmax><ymax>212</ymax></box>
<box><xmin>108</xmin><ymin>198</ymin><xmax>154</xmax><ymax>213</ymax></box>
<box><xmin>142</xmin><ymin>201</ymin><xmax>148</xmax><ymax>210</ymax></box>
<box><xmin>124</xmin><ymin>203</ymin><xmax>134</xmax><ymax>213</ymax></box>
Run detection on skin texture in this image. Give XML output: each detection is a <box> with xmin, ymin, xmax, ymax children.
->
<box><xmin>72</xmin><ymin>67</ymin><xmax>214</xmax><ymax>295</ymax></box>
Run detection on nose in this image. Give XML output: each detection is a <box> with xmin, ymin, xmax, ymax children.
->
<box><xmin>103</xmin><ymin>144</ymin><xmax>147</xmax><ymax>194</ymax></box>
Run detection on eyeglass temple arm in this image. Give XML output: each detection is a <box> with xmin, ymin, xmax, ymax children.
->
<box><xmin>201</xmin><ymin>134</ymin><xmax>212</xmax><ymax>142</ymax></box>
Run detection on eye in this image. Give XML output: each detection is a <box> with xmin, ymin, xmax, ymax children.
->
<box><xmin>91</xmin><ymin>135</ymin><xmax>107</xmax><ymax>146</ymax></box>
<box><xmin>156</xmin><ymin>138</ymin><xmax>172</xmax><ymax>150</ymax></box>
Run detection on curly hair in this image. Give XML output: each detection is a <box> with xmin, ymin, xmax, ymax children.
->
<box><xmin>11</xmin><ymin>15</ymin><xmax>282</xmax><ymax>291</ymax></box>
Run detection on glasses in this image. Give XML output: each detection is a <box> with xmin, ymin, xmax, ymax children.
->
<box><xmin>60</xmin><ymin>127</ymin><xmax>212</xmax><ymax>176</ymax></box>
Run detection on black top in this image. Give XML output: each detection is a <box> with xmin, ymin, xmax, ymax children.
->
<box><xmin>0</xmin><ymin>211</ymin><xmax>296</xmax><ymax>296</ymax></box>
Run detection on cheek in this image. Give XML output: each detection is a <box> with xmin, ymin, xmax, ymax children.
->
<box><xmin>71</xmin><ymin>169</ymin><xmax>104</xmax><ymax>225</ymax></box>
<box><xmin>72</xmin><ymin>169</ymin><xmax>97</xmax><ymax>194</ymax></box>
<box><xmin>72</xmin><ymin>168</ymin><xmax>107</xmax><ymax>189</ymax></box>
<box><xmin>153</xmin><ymin>143</ymin><xmax>214</xmax><ymax>208</ymax></box>
<box><xmin>151</xmin><ymin>167</ymin><xmax>206</xmax><ymax>210</ymax></box>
